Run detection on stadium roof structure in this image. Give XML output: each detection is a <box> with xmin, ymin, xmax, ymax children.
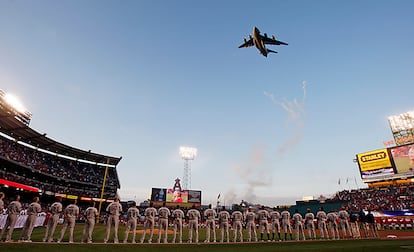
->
<box><xmin>0</xmin><ymin>106</ymin><xmax>122</xmax><ymax>166</ymax></box>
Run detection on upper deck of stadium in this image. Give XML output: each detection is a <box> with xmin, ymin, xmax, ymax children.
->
<box><xmin>0</xmin><ymin>107</ymin><xmax>121</xmax><ymax>167</ymax></box>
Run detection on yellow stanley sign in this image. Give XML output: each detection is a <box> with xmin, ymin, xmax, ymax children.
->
<box><xmin>357</xmin><ymin>149</ymin><xmax>392</xmax><ymax>172</ymax></box>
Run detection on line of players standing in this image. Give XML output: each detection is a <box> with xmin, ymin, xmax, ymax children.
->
<box><xmin>105</xmin><ymin>200</ymin><xmax>381</xmax><ymax>244</ymax></box>
<box><xmin>0</xmin><ymin>193</ymin><xmax>85</xmax><ymax>243</ymax></box>
<box><xmin>0</xmin><ymin>193</ymin><xmax>380</xmax><ymax>244</ymax></box>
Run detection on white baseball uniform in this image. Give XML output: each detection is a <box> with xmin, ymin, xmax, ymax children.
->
<box><xmin>57</xmin><ymin>203</ymin><xmax>80</xmax><ymax>243</ymax></box>
<box><xmin>157</xmin><ymin>206</ymin><xmax>171</xmax><ymax>243</ymax></box>
<box><xmin>187</xmin><ymin>208</ymin><xmax>201</xmax><ymax>243</ymax></box>
<box><xmin>104</xmin><ymin>201</ymin><xmax>122</xmax><ymax>243</ymax></box>
<box><xmin>316</xmin><ymin>210</ymin><xmax>329</xmax><ymax>239</ymax></box>
<box><xmin>204</xmin><ymin>208</ymin><xmax>217</xmax><ymax>242</ymax></box>
<box><xmin>245</xmin><ymin>211</ymin><xmax>257</xmax><ymax>242</ymax></box>
<box><xmin>292</xmin><ymin>212</ymin><xmax>305</xmax><ymax>241</ymax></box>
<box><xmin>43</xmin><ymin>201</ymin><xmax>63</xmax><ymax>242</ymax></box>
<box><xmin>81</xmin><ymin>206</ymin><xmax>98</xmax><ymax>243</ymax></box>
<box><xmin>232</xmin><ymin>211</ymin><xmax>244</xmax><ymax>242</ymax></box>
<box><xmin>171</xmin><ymin>208</ymin><xmax>185</xmax><ymax>243</ymax></box>
<box><xmin>218</xmin><ymin>209</ymin><xmax>231</xmax><ymax>242</ymax></box>
<box><xmin>140</xmin><ymin>207</ymin><xmax>157</xmax><ymax>243</ymax></box>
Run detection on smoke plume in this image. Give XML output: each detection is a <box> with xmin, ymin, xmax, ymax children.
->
<box><xmin>230</xmin><ymin>81</ymin><xmax>308</xmax><ymax>204</ymax></box>
<box><xmin>264</xmin><ymin>81</ymin><xmax>307</xmax><ymax>154</ymax></box>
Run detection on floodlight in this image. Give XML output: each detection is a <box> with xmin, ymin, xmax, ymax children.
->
<box><xmin>388</xmin><ymin>111</ymin><xmax>414</xmax><ymax>132</ymax></box>
<box><xmin>179</xmin><ymin>146</ymin><xmax>197</xmax><ymax>190</ymax></box>
<box><xmin>4</xmin><ymin>93</ymin><xmax>27</xmax><ymax>114</ymax></box>
<box><xmin>179</xmin><ymin>146</ymin><xmax>197</xmax><ymax>160</ymax></box>
<box><xmin>388</xmin><ymin>110</ymin><xmax>414</xmax><ymax>146</ymax></box>
<box><xmin>0</xmin><ymin>89</ymin><xmax>32</xmax><ymax>125</ymax></box>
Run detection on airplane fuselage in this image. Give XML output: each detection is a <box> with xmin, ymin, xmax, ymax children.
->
<box><xmin>253</xmin><ymin>27</ymin><xmax>268</xmax><ymax>57</ymax></box>
<box><xmin>238</xmin><ymin>26</ymin><xmax>287</xmax><ymax>57</ymax></box>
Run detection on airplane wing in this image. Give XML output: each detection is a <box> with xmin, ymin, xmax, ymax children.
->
<box><xmin>260</xmin><ymin>35</ymin><xmax>288</xmax><ymax>46</ymax></box>
<box><xmin>238</xmin><ymin>38</ymin><xmax>254</xmax><ymax>48</ymax></box>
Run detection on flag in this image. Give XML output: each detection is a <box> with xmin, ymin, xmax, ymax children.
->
<box><xmin>217</xmin><ymin>193</ymin><xmax>221</xmax><ymax>199</ymax></box>
<box><xmin>338</xmin><ymin>178</ymin><xmax>341</xmax><ymax>185</ymax></box>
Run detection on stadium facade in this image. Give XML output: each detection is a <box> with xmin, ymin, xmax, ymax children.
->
<box><xmin>0</xmin><ymin>89</ymin><xmax>121</xmax><ymax>202</ymax></box>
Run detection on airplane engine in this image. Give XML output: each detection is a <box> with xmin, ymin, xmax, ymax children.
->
<box><xmin>272</xmin><ymin>35</ymin><xmax>275</xmax><ymax>40</ymax></box>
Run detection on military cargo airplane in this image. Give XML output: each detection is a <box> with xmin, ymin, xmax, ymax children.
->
<box><xmin>238</xmin><ymin>27</ymin><xmax>288</xmax><ymax>57</ymax></box>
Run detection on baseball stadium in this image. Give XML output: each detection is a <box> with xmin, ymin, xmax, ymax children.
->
<box><xmin>1</xmin><ymin>89</ymin><xmax>414</xmax><ymax>252</ymax></box>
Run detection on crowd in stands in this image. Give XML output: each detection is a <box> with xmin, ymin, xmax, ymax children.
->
<box><xmin>0</xmin><ymin>136</ymin><xmax>119</xmax><ymax>198</ymax></box>
<box><xmin>332</xmin><ymin>184</ymin><xmax>414</xmax><ymax>212</ymax></box>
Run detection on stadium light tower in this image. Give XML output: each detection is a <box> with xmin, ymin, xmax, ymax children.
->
<box><xmin>388</xmin><ymin>110</ymin><xmax>414</xmax><ymax>146</ymax></box>
<box><xmin>0</xmin><ymin>89</ymin><xmax>32</xmax><ymax>126</ymax></box>
<box><xmin>179</xmin><ymin>146</ymin><xmax>197</xmax><ymax>190</ymax></box>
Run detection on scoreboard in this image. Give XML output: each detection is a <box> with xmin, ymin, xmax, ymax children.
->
<box><xmin>357</xmin><ymin>143</ymin><xmax>414</xmax><ymax>183</ymax></box>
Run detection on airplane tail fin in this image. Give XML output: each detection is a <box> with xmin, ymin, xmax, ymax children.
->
<box><xmin>267</xmin><ymin>49</ymin><xmax>278</xmax><ymax>54</ymax></box>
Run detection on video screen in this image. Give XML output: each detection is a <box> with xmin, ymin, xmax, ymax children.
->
<box><xmin>150</xmin><ymin>188</ymin><xmax>166</xmax><ymax>202</ymax></box>
<box><xmin>166</xmin><ymin>189</ymin><xmax>189</xmax><ymax>203</ymax></box>
<box><xmin>390</xmin><ymin>143</ymin><xmax>414</xmax><ymax>175</ymax></box>
<box><xmin>188</xmin><ymin>190</ymin><xmax>201</xmax><ymax>203</ymax></box>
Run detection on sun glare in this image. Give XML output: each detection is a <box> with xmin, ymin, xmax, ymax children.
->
<box><xmin>4</xmin><ymin>93</ymin><xmax>27</xmax><ymax>113</ymax></box>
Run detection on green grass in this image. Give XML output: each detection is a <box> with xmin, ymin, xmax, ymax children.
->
<box><xmin>2</xmin><ymin>239</ymin><xmax>414</xmax><ymax>252</ymax></box>
<box><xmin>1</xmin><ymin>224</ymin><xmax>414</xmax><ymax>252</ymax></box>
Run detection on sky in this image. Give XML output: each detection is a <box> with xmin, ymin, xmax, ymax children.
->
<box><xmin>0</xmin><ymin>0</ymin><xmax>413</xmax><ymax>206</ymax></box>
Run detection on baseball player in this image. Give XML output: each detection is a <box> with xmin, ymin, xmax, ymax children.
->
<box><xmin>81</xmin><ymin>201</ymin><xmax>98</xmax><ymax>243</ymax></box>
<box><xmin>338</xmin><ymin>207</ymin><xmax>352</xmax><ymax>239</ymax></box>
<box><xmin>304</xmin><ymin>208</ymin><xmax>316</xmax><ymax>240</ymax></box>
<box><xmin>269</xmin><ymin>207</ymin><xmax>281</xmax><ymax>241</ymax></box>
<box><xmin>104</xmin><ymin>196</ymin><xmax>123</xmax><ymax>243</ymax></box>
<box><xmin>257</xmin><ymin>205</ymin><xmax>270</xmax><ymax>241</ymax></box>
<box><xmin>358</xmin><ymin>209</ymin><xmax>368</xmax><ymax>238</ymax></box>
<box><xmin>123</xmin><ymin>201</ymin><xmax>140</xmax><ymax>243</ymax></box>
<box><xmin>171</xmin><ymin>205</ymin><xmax>185</xmax><ymax>243</ymax></box>
<box><xmin>366</xmin><ymin>210</ymin><xmax>379</xmax><ymax>238</ymax></box>
<box><xmin>140</xmin><ymin>202</ymin><xmax>157</xmax><ymax>243</ymax></box>
<box><xmin>292</xmin><ymin>209</ymin><xmax>305</xmax><ymax>241</ymax></box>
<box><xmin>327</xmin><ymin>211</ymin><xmax>340</xmax><ymax>240</ymax></box>
<box><xmin>218</xmin><ymin>206</ymin><xmax>230</xmax><ymax>242</ymax></box>
<box><xmin>232</xmin><ymin>209</ymin><xmax>244</xmax><ymax>242</ymax></box>
<box><xmin>349</xmin><ymin>211</ymin><xmax>360</xmax><ymax>239</ymax></box>
<box><xmin>0</xmin><ymin>195</ymin><xmax>22</xmax><ymax>242</ymax></box>
<box><xmin>43</xmin><ymin>197</ymin><xmax>63</xmax><ymax>242</ymax></box>
<box><xmin>0</xmin><ymin>192</ymin><xmax>4</xmax><ymax>213</ymax></box>
<box><xmin>316</xmin><ymin>207</ymin><xmax>329</xmax><ymax>240</ymax></box>
<box><xmin>281</xmin><ymin>207</ymin><xmax>293</xmax><ymax>241</ymax></box>
<box><xmin>57</xmin><ymin>199</ymin><xmax>80</xmax><ymax>243</ymax></box>
<box><xmin>157</xmin><ymin>202</ymin><xmax>171</xmax><ymax>243</ymax></box>
<box><xmin>187</xmin><ymin>205</ymin><xmax>201</xmax><ymax>243</ymax></box>
<box><xmin>204</xmin><ymin>204</ymin><xmax>217</xmax><ymax>243</ymax></box>
<box><xmin>244</xmin><ymin>207</ymin><xmax>257</xmax><ymax>242</ymax></box>
<box><xmin>19</xmin><ymin>196</ymin><xmax>42</xmax><ymax>242</ymax></box>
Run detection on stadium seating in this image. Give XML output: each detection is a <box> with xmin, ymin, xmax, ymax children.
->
<box><xmin>0</xmin><ymin>135</ymin><xmax>119</xmax><ymax>199</ymax></box>
<box><xmin>332</xmin><ymin>185</ymin><xmax>414</xmax><ymax>211</ymax></box>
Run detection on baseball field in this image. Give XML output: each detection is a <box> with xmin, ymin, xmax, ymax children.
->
<box><xmin>1</xmin><ymin>224</ymin><xmax>414</xmax><ymax>252</ymax></box>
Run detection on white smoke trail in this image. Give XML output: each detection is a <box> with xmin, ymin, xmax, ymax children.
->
<box><xmin>230</xmin><ymin>81</ymin><xmax>308</xmax><ymax>204</ymax></box>
<box><xmin>265</xmin><ymin>81</ymin><xmax>307</xmax><ymax>154</ymax></box>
